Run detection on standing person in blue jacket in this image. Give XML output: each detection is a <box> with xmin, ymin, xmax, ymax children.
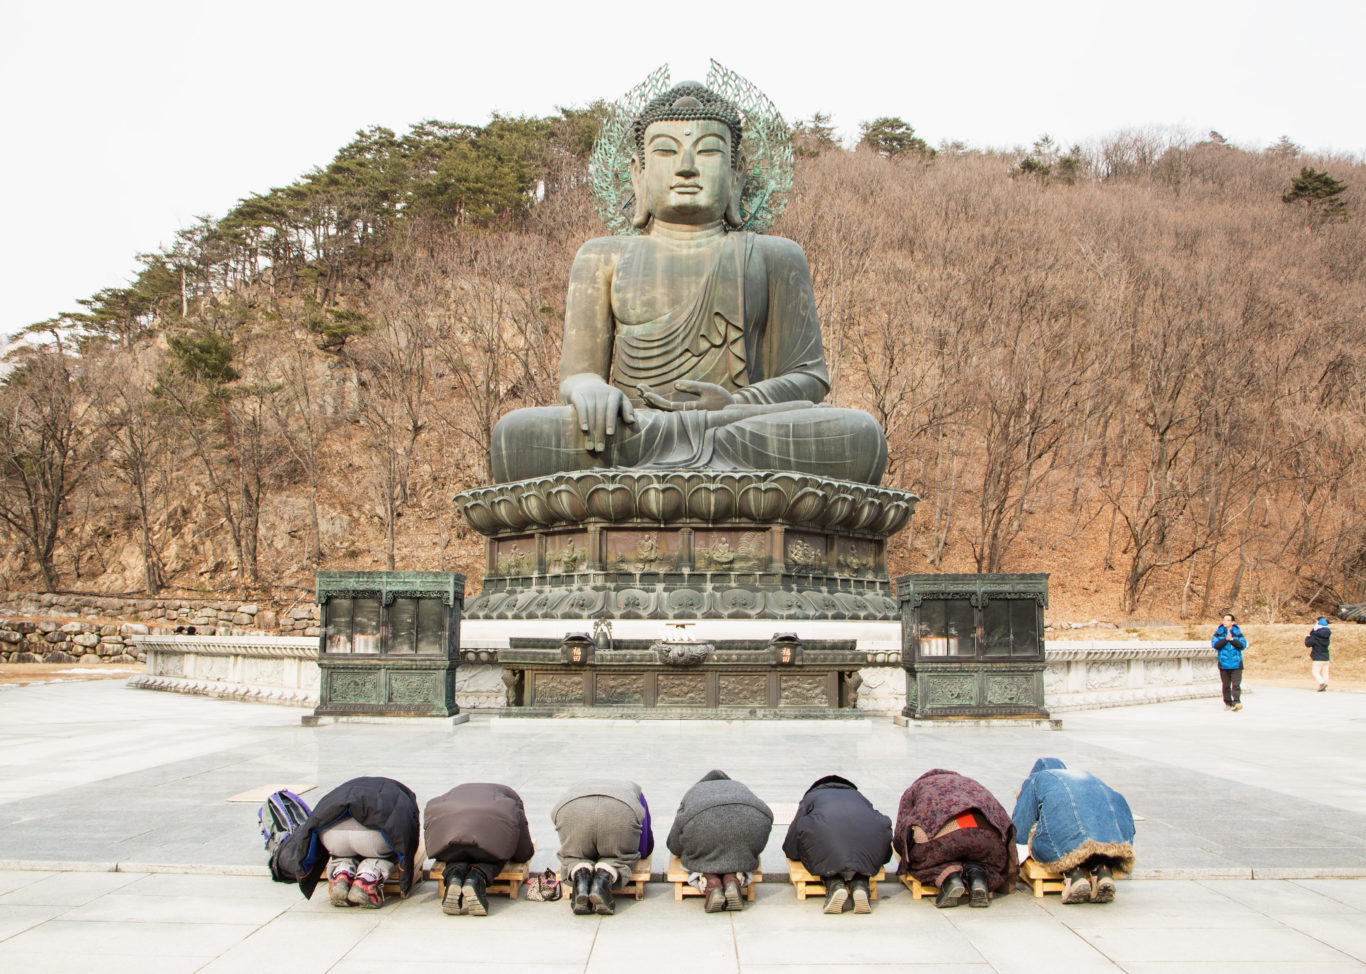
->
<box><xmin>1306</xmin><ymin>617</ymin><xmax>1332</xmax><ymax>692</ymax></box>
<box><xmin>1212</xmin><ymin>613</ymin><xmax>1248</xmax><ymax>712</ymax></box>
<box><xmin>1011</xmin><ymin>758</ymin><xmax>1135</xmax><ymax>904</ymax></box>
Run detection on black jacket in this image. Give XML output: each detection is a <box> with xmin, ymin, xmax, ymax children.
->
<box><xmin>275</xmin><ymin>776</ymin><xmax>421</xmax><ymax>899</ymax></box>
<box><xmin>1306</xmin><ymin>625</ymin><xmax>1331</xmax><ymax>661</ymax></box>
<box><xmin>781</xmin><ymin>774</ymin><xmax>892</xmax><ymax>878</ymax></box>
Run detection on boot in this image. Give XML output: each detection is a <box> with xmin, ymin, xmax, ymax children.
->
<box><xmin>462</xmin><ymin>870</ymin><xmax>489</xmax><ymax>916</ymax></box>
<box><xmin>571</xmin><ymin>868</ymin><xmax>593</xmax><ymax>915</ymax></box>
<box><xmin>441</xmin><ymin>863</ymin><xmax>468</xmax><ymax>915</ymax></box>
<box><xmin>1091</xmin><ymin>863</ymin><xmax>1116</xmax><ymax>903</ymax></box>
<box><xmin>822</xmin><ymin>877</ymin><xmax>848</xmax><ymax>915</ymax></box>
<box><xmin>850</xmin><ymin>875</ymin><xmax>872</xmax><ymax>914</ymax></box>
<box><xmin>964</xmin><ymin>864</ymin><xmax>990</xmax><ymax>908</ymax></box>
<box><xmin>703</xmin><ymin>874</ymin><xmax>726</xmax><ymax>913</ymax></box>
<box><xmin>934</xmin><ymin>872</ymin><xmax>966</xmax><ymax>908</ymax></box>
<box><xmin>1061</xmin><ymin>867</ymin><xmax>1091</xmax><ymax>904</ymax></box>
<box><xmin>722</xmin><ymin>873</ymin><xmax>744</xmax><ymax>911</ymax></box>
<box><xmin>589</xmin><ymin>868</ymin><xmax>616</xmax><ymax>916</ymax></box>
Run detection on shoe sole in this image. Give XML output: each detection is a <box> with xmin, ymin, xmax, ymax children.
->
<box><xmin>572</xmin><ymin>893</ymin><xmax>592</xmax><ymax>915</ymax></box>
<box><xmin>969</xmin><ymin>887</ymin><xmax>989</xmax><ymax>908</ymax></box>
<box><xmin>1062</xmin><ymin>880</ymin><xmax>1092</xmax><ymax>904</ymax></box>
<box><xmin>330</xmin><ymin>884</ymin><xmax>352</xmax><ymax>908</ymax></box>
<box><xmin>589</xmin><ymin>892</ymin><xmax>614</xmax><ymax>916</ymax></box>
<box><xmin>441</xmin><ymin>885</ymin><xmax>464</xmax><ymax>915</ymax></box>
<box><xmin>935</xmin><ymin>886</ymin><xmax>966</xmax><ymax>909</ymax></box>
<box><xmin>463</xmin><ymin>886</ymin><xmax>487</xmax><ymax>916</ymax></box>
<box><xmin>724</xmin><ymin>883</ymin><xmax>744</xmax><ymax>911</ymax></box>
<box><xmin>823</xmin><ymin>887</ymin><xmax>848</xmax><ymax>914</ymax></box>
<box><xmin>704</xmin><ymin>892</ymin><xmax>726</xmax><ymax>913</ymax></box>
<box><xmin>1093</xmin><ymin>878</ymin><xmax>1117</xmax><ymax>903</ymax></box>
<box><xmin>852</xmin><ymin>888</ymin><xmax>871</xmax><ymax>914</ymax></box>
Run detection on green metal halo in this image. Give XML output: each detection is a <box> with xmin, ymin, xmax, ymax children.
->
<box><xmin>589</xmin><ymin>61</ymin><xmax>794</xmax><ymax>236</ymax></box>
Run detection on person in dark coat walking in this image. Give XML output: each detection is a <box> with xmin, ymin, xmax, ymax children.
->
<box><xmin>1212</xmin><ymin>613</ymin><xmax>1248</xmax><ymax>711</ymax></box>
<box><xmin>273</xmin><ymin>776</ymin><xmax>420</xmax><ymax>909</ymax></box>
<box><xmin>782</xmin><ymin>774</ymin><xmax>892</xmax><ymax>915</ymax></box>
<box><xmin>553</xmin><ymin>778</ymin><xmax>654</xmax><ymax>916</ymax></box>
<box><xmin>425</xmin><ymin>782</ymin><xmax>535</xmax><ymax>916</ymax></box>
<box><xmin>893</xmin><ymin>768</ymin><xmax>1017</xmax><ymax>909</ymax></box>
<box><xmin>667</xmin><ymin>769</ymin><xmax>773</xmax><ymax>912</ymax></box>
<box><xmin>1306</xmin><ymin>617</ymin><xmax>1332</xmax><ymax>691</ymax></box>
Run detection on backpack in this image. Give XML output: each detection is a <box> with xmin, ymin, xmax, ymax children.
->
<box><xmin>259</xmin><ymin>789</ymin><xmax>312</xmax><ymax>881</ymax></box>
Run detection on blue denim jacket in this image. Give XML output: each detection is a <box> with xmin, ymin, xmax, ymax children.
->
<box><xmin>1211</xmin><ymin>624</ymin><xmax>1247</xmax><ymax>670</ymax></box>
<box><xmin>1011</xmin><ymin>758</ymin><xmax>1135</xmax><ymax>870</ymax></box>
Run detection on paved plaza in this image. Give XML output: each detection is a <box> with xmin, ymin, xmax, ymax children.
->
<box><xmin>1</xmin><ymin>679</ymin><xmax>1364</xmax><ymax>971</ymax></box>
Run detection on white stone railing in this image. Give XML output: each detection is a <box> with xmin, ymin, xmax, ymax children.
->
<box><xmin>129</xmin><ymin>634</ymin><xmax>320</xmax><ymax>707</ymax></box>
<box><xmin>128</xmin><ymin>634</ymin><xmax>1218</xmax><ymax>716</ymax></box>
<box><xmin>1041</xmin><ymin>640</ymin><xmax>1218</xmax><ymax>712</ymax></box>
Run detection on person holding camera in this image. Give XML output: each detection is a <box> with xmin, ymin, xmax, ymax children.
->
<box><xmin>1211</xmin><ymin>613</ymin><xmax>1248</xmax><ymax>711</ymax></box>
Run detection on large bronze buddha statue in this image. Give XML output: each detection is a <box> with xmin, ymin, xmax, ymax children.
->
<box><xmin>489</xmin><ymin>81</ymin><xmax>888</xmax><ymax>485</ymax></box>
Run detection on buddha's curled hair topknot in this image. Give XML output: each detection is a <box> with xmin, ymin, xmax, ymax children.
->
<box><xmin>632</xmin><ymin>83</ymin><xmax>744</xmax><ymax>167</ymax></box>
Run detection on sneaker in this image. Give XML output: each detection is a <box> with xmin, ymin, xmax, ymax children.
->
<box><xmin>723</xmin><ymin>873</ymin><xmax>744</xmax><ymax>912</ymax></box>
<box><xmin>347</xmin><ymin>875</ymin><xmax>384</xmax><ymax>909</ymax></box>
<box><xmin>441</xmin><ymin>878</ymin><xmax>464</xmax><ymax>915</ymax></box>
<box><xmin>1224</xmin><ymin>705</ymin><xmax>1232</xmax><ymax>711</ymax></box>
<box><xmin>328</xmin><ymin>870</ymin><xmax>354</xmax><ymax>907</ymax></box>
<box><xmin>1091</xmin><ymin>865</ymin><xmax>1116</xmax><ymax>904</ymax></box>
<box><xmin>1061</xmin><ymin>868</ymin><xmax>1091</xmax><ymax>904</ymax></box>
<box><xmin>823</xmin><ymin>878</ymin><xmax>848</xmax><ymax>915</ymax></box>
<box><xmin>1232</xmin><ymin>702</ymin><xmax>1243</xmax><ymax>712</ymax></box>
<box><xmin>1318</xmin><ymin>684</ymin><xmax>1327</xmax><ymax>692</ymax></box>
<box><xmin>850</xmin><ymin>876</ymin><xmax>872</xmax><ymax>914</ymax></box>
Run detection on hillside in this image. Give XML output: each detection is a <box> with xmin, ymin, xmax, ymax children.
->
<box><xmin>2</xmin><ymin>117</ymin><xmax>1363</xmax><ymax>625</ymax></box>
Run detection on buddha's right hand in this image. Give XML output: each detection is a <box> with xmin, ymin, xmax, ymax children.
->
<box><xmin>562</xmin><ymin>373</ymin><xmax>636</xmax><ymax>453</ymax></box>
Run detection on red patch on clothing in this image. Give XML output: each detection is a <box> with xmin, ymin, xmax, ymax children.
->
<box><xmin>954</xmin><ymin>812</ymin><xmax>978</xmax><ymax>830</ymax></box>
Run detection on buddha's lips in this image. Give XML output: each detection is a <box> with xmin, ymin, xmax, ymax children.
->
<box><xmin>672</xmin><ymin>183</ymin><xmax>702</xmax><ymax>193</ymax></box>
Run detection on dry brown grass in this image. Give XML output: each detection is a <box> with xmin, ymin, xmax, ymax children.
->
<box><xmin>2</xmin><ymin>139</ymin><xmax>1363</xmax><ymax>627</ymax></box>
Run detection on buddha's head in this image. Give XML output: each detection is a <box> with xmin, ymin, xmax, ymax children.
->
<box><xmin>629</xmin><ymin>82</ymin><xmax>747</xmax><ymax>230</ymax></box>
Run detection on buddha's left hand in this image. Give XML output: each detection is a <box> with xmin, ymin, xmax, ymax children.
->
<box><xmin>637</xmin><ymin>379</ymin><xmax>735</xmax><ymax>412</ymax></box>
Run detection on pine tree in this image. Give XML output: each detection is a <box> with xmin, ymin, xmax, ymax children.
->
<box><xmin>1282</xmin><ymin>167</ymin><xmax>1349</xmax><ymax>221</ymax></box>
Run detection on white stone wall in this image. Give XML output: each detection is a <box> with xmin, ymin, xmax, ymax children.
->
<box><xmin>129</xmin><ymin>635</ymin><xmax>320</xmax><ymax>707</ymax></box>
<box><xmin>127</xmin><ymin>635</ymin><xmax>1219</xmax><ymax>716</ymax></box>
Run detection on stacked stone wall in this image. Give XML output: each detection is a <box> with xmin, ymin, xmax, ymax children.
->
<box><xmin>0</xmin><ymin>592</ymin><xmax>321</xmax><ymax>664</ymax></box>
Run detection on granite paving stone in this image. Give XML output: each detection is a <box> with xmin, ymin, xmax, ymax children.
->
<box><xmin>1</xmin><ymin>679</ymin><xmax>1365</xmax><ymax>971</ymax></box>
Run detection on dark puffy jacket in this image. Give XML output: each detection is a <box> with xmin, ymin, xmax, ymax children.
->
<box><xmin>274</xmin><ymin>776</ymin><xmax>421</xmax><ymax>899</ymax></box>
<box><xmin>1306</xmin><ymin>624</ymin><xmax>1331</xmax><ymax>661</ymax></box>
<box><xmin>781</xmin><ymin>774</ymin><xmax>892</xmax><ymax>878</ymax></box>
<box><xmin>424</xmin><ymin>782</ymin><xmax>535</xmax><ymax>865</ymax></box>
<box><xmin>1212</xmin><ymin>624</ymin><xmax>1247</xmax><ymax>670</ymax></box>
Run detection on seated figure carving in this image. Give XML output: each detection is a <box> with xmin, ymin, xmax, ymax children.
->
<box><xmin>490</xmin><ymin>81</ymin><xmax>888</xmax><ymax>485</ymax></box>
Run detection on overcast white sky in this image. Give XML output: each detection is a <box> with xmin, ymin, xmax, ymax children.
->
<box><xmin>3</xmin><ymin>0</ymin><xmax>1364</xmax><ymax>339</ymax></box>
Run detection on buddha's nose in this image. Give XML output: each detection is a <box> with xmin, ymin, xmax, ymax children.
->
<box><xmin>675</xmin><ymin>149</ymin><xmax>698</xmax><ymax>176</ymax></box>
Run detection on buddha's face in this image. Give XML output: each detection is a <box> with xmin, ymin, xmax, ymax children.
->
<box><xmin>639</xmin><ymin>118</ymin><xmax>736</xmax><ymax>226</ymax></box>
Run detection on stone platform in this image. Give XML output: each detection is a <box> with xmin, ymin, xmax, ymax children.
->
<box><xmin>455</xmin><ymin>470</ymin><xmax>917</xmax><ymax>622</ymax></box>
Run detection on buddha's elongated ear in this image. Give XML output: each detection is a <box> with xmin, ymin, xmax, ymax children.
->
<box><xmin>628</xmin><ymin>157</ymin><xmax>651</xmax><ymax>230</ymax></box>
<box><xmin>725</xmin><ymin>150</ymin><xmax>748</xmax><ymax>228</ymax></box>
